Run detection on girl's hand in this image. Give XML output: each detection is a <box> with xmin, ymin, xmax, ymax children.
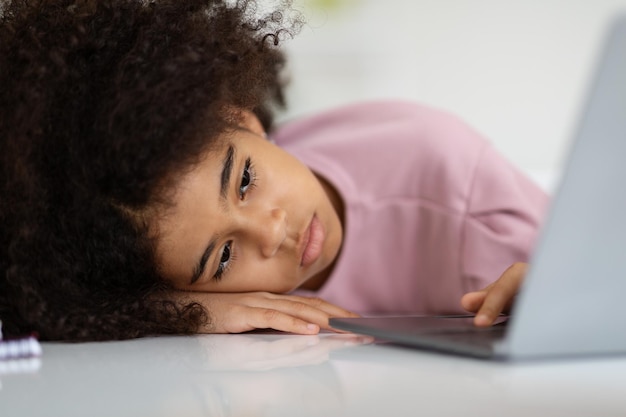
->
<box><xmin>175</xmin><ymin>291</ymin><xmax>360</xmax><ymax>334</ymax></box>
<box><xmin>460</xmin><ymin>262</ymin><xmax>528</xmax><ymax>327</ymax></box>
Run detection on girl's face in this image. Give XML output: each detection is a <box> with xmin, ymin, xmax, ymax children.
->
<box><xmin>153</xmin><ymin>115</ymin><xmax>343</xmax><ymax>293</ymax></box>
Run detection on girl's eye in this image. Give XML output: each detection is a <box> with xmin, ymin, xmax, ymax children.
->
<box><xmin>241</xmin><ymin>169</ymin><xmax>250</xmax><ymax>191</ymax></box>
<box><xmin>214</xmin><ymin>241</ymin><xmax>232</xmax><ymax>281</ymax></box>
<box><xmin>238</xmin><ymin>158</ymin><xmax>255</xmax><ymax>199</ymax></box>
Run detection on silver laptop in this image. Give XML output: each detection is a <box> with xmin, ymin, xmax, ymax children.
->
<box><xmin>330</xmin><ymin>14</ymin><xmax>626</xmax><ymax>360</ymax></box>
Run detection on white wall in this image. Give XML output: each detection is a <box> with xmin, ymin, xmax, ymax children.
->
<box><xmin>278</xmin><ymin>0</ymin><xmax>626</xmax><ymax>191</ymax></box>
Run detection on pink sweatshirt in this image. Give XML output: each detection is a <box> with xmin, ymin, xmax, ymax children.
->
<box><xmin>272</xmin><ymin>101</ymin><xmax>549</xmax><ymax>315</ymax></box>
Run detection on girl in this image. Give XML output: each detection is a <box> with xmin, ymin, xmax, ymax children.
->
<box><xmin>0</xmin><ymin>0</ymin><xmax>545</xmax><ymax>341</ymax></box>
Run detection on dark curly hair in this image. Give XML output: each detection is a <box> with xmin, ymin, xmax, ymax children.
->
<box><xmin>0</xmin><ymin>0</ymin><xmax>299</xmax><ymax>341</ymax></box>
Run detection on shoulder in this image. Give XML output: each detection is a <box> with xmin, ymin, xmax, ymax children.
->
<box><xmin>273</xmin><ymin>100</ymin><xmax>494</xmax><ymax>206</ymax></box>
<box><xmin>273</xmin><ymin>100</ymin><xmax>492</xmax><ymax>186</ymax></box>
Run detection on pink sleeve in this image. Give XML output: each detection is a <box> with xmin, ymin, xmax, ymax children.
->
<box><xmin>461</xmin><ymin>144</ymin><xmax>549</xmax><ymax>292</ymax></box>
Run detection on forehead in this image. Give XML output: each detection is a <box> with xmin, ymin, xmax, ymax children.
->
<box><xmin>159</xmin><ymin>134</ymin><xmax>230</xmax><ymax>200</ymax></box>
<box><xmin>147</xmin><ymin>139</ymin><xmax>222</xmax><ymax>231</ymax></box>
<box><xmin>149</xmin><ymin>149</ymin><xmax>223</xmax><ymax>281</ymax></box>
<box><xmin>170</xmin><ymin>143</ymin><xmax>227</xmax><ymax>208</ymax></box>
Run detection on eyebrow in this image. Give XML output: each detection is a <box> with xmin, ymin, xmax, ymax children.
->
<box><xmin>190</xmin><ymin>144</ymin><xmax>235</xmax><ymax>284</ymax></box>
<box><xmin>220</xmin><ymin>144</ymin><xmax>235</xmax><ymax>201</ymax></box>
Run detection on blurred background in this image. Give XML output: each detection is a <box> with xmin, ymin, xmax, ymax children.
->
<box><xmin>277</xmin><ymin>0</ymin><xmax>626</xmax><ymax>191</ymax></box>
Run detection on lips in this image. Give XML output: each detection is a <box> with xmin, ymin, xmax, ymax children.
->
<box><xmin>300</xmin><ymin>214</ymin><xmax>325</xmax><ymax>267</ymax></box>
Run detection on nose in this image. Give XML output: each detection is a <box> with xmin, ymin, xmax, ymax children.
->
<box><xmin>247</xmin><ymin>207</ymin><xmax>287</xmax><ymax>258</ymax></box>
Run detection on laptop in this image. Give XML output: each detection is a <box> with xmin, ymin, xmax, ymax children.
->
<box><xmin>330</xmin><ymin>14</ymin><xmax>626</xmax><ymax>360</ymax></box>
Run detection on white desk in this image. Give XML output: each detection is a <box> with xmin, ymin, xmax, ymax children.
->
<box><xmin>1</xmin><ymin>332</ymin><xmax>625</xmax><ymax>416</ymax></box>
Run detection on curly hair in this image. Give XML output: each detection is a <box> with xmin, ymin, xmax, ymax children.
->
<box><xmin>0</xmin><ymin>0</ymin><xmax>299</xmax><ymax>341</ymax></box>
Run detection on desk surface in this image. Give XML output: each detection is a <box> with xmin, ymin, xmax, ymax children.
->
<box><xmin>1</xmin><ymin>332</ymin><xmax>625</xmax><ymax>417</ymax></box>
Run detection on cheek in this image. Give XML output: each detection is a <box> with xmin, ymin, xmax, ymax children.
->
<box><xmin>281</xmin><ymin>164</ymin><xmax>322</xmax><ymax>199</ymax></box>
<box><xmin>235</xmin><ymin>258</ymin><xmax>300</xmax><ymax>293</ymax></box>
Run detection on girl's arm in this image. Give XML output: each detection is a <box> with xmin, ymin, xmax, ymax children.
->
<box><xmin>461</xmin><ymin>262</ymin><xmax>527</xmax><ymax>326</ymax></box>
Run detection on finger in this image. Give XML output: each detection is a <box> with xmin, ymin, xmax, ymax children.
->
<box><xmin>251</xmin><ymin>298</ymin><xmax>346</xmax><ymax>331</ymax></box>
<box><xmin>244</xmin><ymin>307</ymin><xmax>321</xmax><ymax>334</ymax></box>
<box><xmin>268</xmin><ymin>293</ymin><xmax>360</xmax><ymax>319</ymax></box>
<box><xmin>249</xmin><ymin>293</ymin><xmax>360</xmax><ymax>328</ymax></box>
<box><xmin>461</xmin><ymin>279</ymin><xmax>503</xmax><ymax>312</ymax></box>
<box><xmin>207</xmin><ymin>298</ymin><xmax>320</xmax><ymax>334</ymax></box>
<box><xmin>460</xmin><ymin>290</ymin><xmax>488</xmax><ymax>313</ymax></box>
<box><xmin>474</xmin><ymin>263</ymin><xmax>527</xmax><ymax>327</ymax></box>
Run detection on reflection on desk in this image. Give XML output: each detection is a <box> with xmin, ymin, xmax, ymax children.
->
<box><xmin>1</xmin><ymin>332</ymin><xmax>625</xmax><ymax>417</ymax></box>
